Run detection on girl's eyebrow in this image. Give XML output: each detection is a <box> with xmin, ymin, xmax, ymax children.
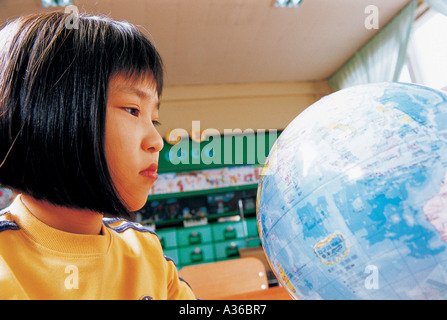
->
<box><xmin>116</xmin><ymin>86</ymin><xmax>150</xmax><ymax>99</ymax></box>
<box><xmin>114</xmin><ymin>85</ymin><xmax>160</xmax><ymax>109</ymax></box>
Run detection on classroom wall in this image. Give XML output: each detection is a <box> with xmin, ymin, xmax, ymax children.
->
<box><xmin>158</xmin><ymin>80</ymin><xmax>333</xmax><ymax>138</ymax></box>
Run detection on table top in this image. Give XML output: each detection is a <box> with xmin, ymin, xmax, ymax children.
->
<box><xmin>216</xmin><ymin>285</ymin><xmax>293</xmax><ymax>300</ymax></box>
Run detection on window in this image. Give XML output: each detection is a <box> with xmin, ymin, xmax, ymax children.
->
<box><xmin>399</xmin><ymin>10</ymin><xmax>447</xmax><ymax>91</ymax></box>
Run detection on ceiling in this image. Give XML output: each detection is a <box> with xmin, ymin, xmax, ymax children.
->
<box><xmin>1</xmin><ymin>0</ymin><xmax>411</xmax><ymax>87</ymax></box>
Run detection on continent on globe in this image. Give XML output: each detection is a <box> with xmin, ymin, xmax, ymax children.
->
<box><xmin>423</xmin><ymin>171</ymin><xmax>447</xmax><ymax>241</ymax></box>
<box><xmin>314</xmin><ymin>233</ymin><xmax>348</xmax><ymax>265</ymax></box>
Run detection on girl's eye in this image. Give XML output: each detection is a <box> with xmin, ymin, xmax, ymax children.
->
<box><xmin>123</xmin><ymin>107</ymin><xmax>140</xmax><ymax>117</ymax></box>
<box><xmin>152</xmin><ymin>120</ymin><xmax>162</xmax><ymax>127</ymax></box>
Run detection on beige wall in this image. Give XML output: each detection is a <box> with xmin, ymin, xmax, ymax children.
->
<box><xmin>159</xmin><ymin>80</ymin><xmax>333</xmax><ymax>139</ymax></box>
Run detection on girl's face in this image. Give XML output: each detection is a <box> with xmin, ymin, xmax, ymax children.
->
<box><xmin>105</xmin><ymin>74</ymin><xmax>164</xmax><ymax>212</ymax></box>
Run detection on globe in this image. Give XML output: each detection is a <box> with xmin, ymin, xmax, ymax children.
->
<box><xmin>257</xmin><ymin>82</ymin><xmax>447</xmax><ymax>300</ymax></box>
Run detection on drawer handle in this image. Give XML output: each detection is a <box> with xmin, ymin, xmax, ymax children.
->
<box><xmin>190</xmin><ymin>247</ymin><xmax>204</xmax><ymax>262</ymax></box>
<box><xmin>224</xmin><ymin>226</ymin><xmax>236</xmax><ymax>240</ymax></box>
<box><xmin>225</xmin><ymin>242</ymin><xmax>239</xmax><ymax>258</ymax></box>
<box><xmin>188</xmin><ymin>232</ymin><xmax>202</xmax><ymax>245</ymax></box>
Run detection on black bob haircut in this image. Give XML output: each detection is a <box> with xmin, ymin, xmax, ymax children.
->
<box><xmin>0</xmin><ymin>11</ymin><xmax>164</xmax><ymax>217</ymax></box>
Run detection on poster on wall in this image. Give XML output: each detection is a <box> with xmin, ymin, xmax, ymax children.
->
<box><xmin>149</xmin><ymin>165</ymin><xmax>262</xmax><ymax>196</ymax></box>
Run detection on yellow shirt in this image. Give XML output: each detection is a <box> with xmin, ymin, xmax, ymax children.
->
<box><xmin>0</xmin><ymin>195</ymin><xmax>195</xmax><ymax>300</ymax></box>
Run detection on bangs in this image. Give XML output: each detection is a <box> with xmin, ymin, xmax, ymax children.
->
<box><xmin>104</xmin><ymin>18</ymin><xmax>164</xmax><ymax>97</ymax></box>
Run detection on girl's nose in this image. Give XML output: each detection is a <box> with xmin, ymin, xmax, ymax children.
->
<box><xmin>142</xmin><ymin>125</ymin><xmax>164</xmax><ymax>153</ymax></box>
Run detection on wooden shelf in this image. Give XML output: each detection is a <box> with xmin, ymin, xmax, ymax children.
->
<box><xmin>151</xmin><ymin>208</ymin><xmax>257</xmax><ymax>229</ymax></box>
<box><xmin>147</xmin><ymin>183</ymin><xmax>258</xmax><ymax>201</ymax></box>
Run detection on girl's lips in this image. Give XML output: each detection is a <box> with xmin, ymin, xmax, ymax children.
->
<box><xmin>139</xmin><ymin>163</ymin><xmax>158</xmax><ymax>179</ymax></box>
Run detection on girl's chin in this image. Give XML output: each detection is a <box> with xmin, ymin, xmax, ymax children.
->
<box><xmin>126</xmin><ymin>193</ymin><xmax>152</xmax><ymax>212</ymax></box>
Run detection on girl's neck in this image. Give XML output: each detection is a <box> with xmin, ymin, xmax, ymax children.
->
<box><xmin>20</xmin><ymin>194</ymin><xmax>104</xmax><ymax>235</ymax></box>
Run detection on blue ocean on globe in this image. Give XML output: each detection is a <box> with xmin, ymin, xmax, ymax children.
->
<box><xmin>257</xmin><ymin>82</ymin><xmax>447</xmax><ymax>300</ymax></box>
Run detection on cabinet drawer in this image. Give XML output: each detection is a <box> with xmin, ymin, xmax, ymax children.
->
<box><xmin>212</xmin><ymin>221</ymin><xmax>246</xmax><ymax>242</ymax></box>
<box><xmin>177</xmin><ymin>225</ymin><xmax>213</xmax><ymax>247</ymax></box>
<box><xmin>214</xmin><ymin>239</ymin><xmax>246</xmax><ymax>260</ymax></box>
<box><xmin>178</xmin><ymin>244</ymin><xmax>215</xmax><ymax>265</ymax></box>
<box><xmin>157</xmin><ymin>228</ymin><xmax>177</xmax><ymax>249</ymax></box>
<box><xmin>246</xmin><ymin>237</ymin><xmax>262</xmax><ymax>248</ymax></box>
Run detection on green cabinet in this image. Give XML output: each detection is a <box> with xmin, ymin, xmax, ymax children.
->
<box><xmin>157</xmin><ymin>218</ymin><xmax>262</xmax><ymax>269</ymax></box>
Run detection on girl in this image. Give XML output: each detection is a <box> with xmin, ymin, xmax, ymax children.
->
<box><xmin>0</xmin><ymin>11</ymin><xmax>195</xmax><ymax>300</ymax></box>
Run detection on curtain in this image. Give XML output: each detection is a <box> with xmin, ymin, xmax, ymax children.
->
<box><xmin>425</xmin><ymin>0</ymin><xmax>447</xmax><ymax>16</ymax></box>
<box><xmin>328</xmin><ymin>0</ymin><xmax>417</xmax><ymax>91</ymax></box>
